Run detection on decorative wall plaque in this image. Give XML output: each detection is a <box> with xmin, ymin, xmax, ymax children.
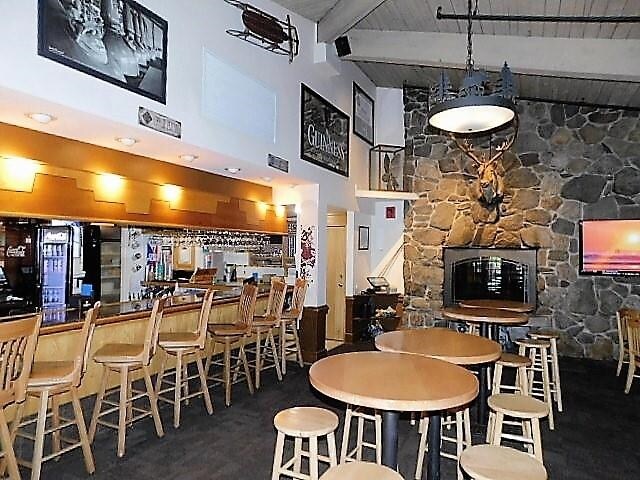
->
<box><xmin>138</xmin><ymin>107</ymin><xmax>182</xmax><ymax>138</ymax></box>
<box><xmin>267</xmin><ymin>153</ymin><xmax>289</xmax><ymax>173</ymax></box>
<box><xmin>300</xmin><ymin>84</ymin><xmax>350</xmax><ymax>177</ymax></box>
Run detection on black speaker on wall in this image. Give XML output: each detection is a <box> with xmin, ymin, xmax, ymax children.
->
<box><xmin>334</xmin><ymin>36</ymin><xmax>351</xmax><ymax>57</ymax></box>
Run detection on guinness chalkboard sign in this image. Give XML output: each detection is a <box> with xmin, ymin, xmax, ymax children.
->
<box><xmin>300</xmin><ymin>84</ymin><xmax>350</xmax><ymax>177</ymax></box>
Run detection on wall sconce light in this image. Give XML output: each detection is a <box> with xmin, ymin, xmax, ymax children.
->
<box><xmin>275</xmin><ymin>205</ymin><xmax>286</xmax><ymax>217</ymax></box>
<box><xmin>96</xmin><ymin>173</ymin><xmax>125</xmax><ymax>201</ymax></box>
<box><xmin>0</xmin><ymin>156</ymin><xmax>41</xmax><ymax>192</ymax></box>
<box><xmin>161</xmin><ymin>184</ymin><xmax>182</xmax><ymax>203</ymax></box>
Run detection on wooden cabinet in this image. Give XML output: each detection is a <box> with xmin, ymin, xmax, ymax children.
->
<box><xmin>345</xmin><ymin>293</ymin><xmax>402</xmax><ymax>343</ymax></box>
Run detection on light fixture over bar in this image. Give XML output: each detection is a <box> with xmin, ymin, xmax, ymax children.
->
<box><xmin>428</xmin><ymin>0</ymin><xmax>517</xmax><ymax>134</ymax></box>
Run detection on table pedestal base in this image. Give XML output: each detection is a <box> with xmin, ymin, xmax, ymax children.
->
<box><xmin>382</xmin><ymin>411</ymin><xmax>399</xmax><ymax>469</ymax></box>
<box><xmin>426</xmin><ymin>412</ymin><xmax>442</xmax><ymax>480</ymax></box>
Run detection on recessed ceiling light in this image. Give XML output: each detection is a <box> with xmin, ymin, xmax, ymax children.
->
<box><xmin>116</xmin><ymin>137</ymin><xmax>138</xmax><ymax>146</ymax></box>
<box><xmin>225</xmin><ymin>167</ymin><xmax>241</xmax><ymax>174</ymax></box>
<box><xmin>179</xmin><ymin>154</ymin><xmax>198</xmax><ymax>163</ymax></box>
<box><xmin>261</xmin><ymin>176</ymin><xmax>272</xmax><ymax>182</ymax></box>
<box><xmin>26</xmin><ymin>112</ymin><xmax>55</xmax><ymax>124</ymax></box>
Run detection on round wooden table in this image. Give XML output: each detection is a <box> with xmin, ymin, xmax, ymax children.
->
<box><xmin>458</xmin><ymin>299</ymin><xmax>535</xmax><ymax>313</ymax></box>
<box><xmin>309</xmin><ymin>351</ymin><xmax>478</xmax><ymax>480</ymax></box>
<box><xmin>375</xmin><ymin>328</ymin><xmax>501</xmax><ymax>365</ymax></box>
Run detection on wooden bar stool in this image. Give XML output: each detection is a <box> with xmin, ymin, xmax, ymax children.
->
<box><xmin>320</xmin><ymin>462</ymin><xmax>403</xmax><ymax>479</ymax></box>
<box><xmin>516</xmin><ymin>338</ymin><xmax>554</xmax><ymax>430</ymax></box>
<box><xmin>340</xmin><ymin>405</ymin><xmax>382</xmax><ymax>465</ymax></box>
<box><xmin>491</xmin><ymin>353</ymin><xmax>531</xmax><ymax>395</ymax></box>
<box><xmin>12</xmin><ymin>305</ymin><xmax>99</xmax><ymax>480</ymax></box>
<box><xmin>528</xmin><ymin>330</ymin><xmax>563</xmax><ymax>412</ymax></box>
<box><xmin>616</xmin><ymin>309</ymin><xmax>634</xmax><ymax>377</ymax></box>
<box><xmin>0</xmin><ymin>315</ymin><xmax>41</xmax><ymax>480</ymax></box>
<box><xmin>155</xmin><ymin>289</ymin><xmax>215</xmax><ymax>428</ymax></box>
<box><xmin>88</xmin><ymin>297</ymin><xmax>166</xmax><ymax>458</ymax></box>
<box><xmin>279</xmin><ymin>278</ymin><xmax>307</xmax><ymax>375</ymax></box>
<box><xmin>271</xmin><ymin>407</ymin><xmax>338</xmax><ymax>480</ymax></box>
<box><xmin>624</xmin><ymin>315</ymin><xmax>640</xmax><ymax>394</ymax></box>
<box><xmin>487</xmin><ymin>393</ymin><xmax>549</xmax><ymax>462</ymax></box>
<box><xmin>416</xmin><ymin>407</ymin><xmax>471</xmax><ymax>480</ymax></box>
<box><xmin>205</xmin><ymin>283</ymin><xmax>257</xmax><ymax>406</ymax></box>
<box><xmin>250</xmin><ymin>278</ymin><xmax>286</xmax><ymax>389</ymax></box>
<box><xmin>460</xmin><ymin>445</ymin><xmax>547</xmax><ymax>480</ymax></box>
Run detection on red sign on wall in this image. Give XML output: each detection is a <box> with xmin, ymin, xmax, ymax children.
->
<box><xmin>385</xmin><ymin>206</ymin><xmax>396</xmax><ymax>219</ymax></box>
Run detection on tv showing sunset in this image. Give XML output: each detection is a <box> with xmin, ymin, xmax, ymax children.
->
<box><xmin>582</xmin><ymin>220</ymin><xmax>640</xmax><ymax>274</ymax></box>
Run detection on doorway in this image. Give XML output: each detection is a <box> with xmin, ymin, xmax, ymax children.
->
<box><xmin>326</xmin><ymin>212</ymin><xmax>346</xmax><ymax>349</ymax></box>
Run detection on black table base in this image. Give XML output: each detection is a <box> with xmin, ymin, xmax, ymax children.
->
<box><xmin>426</xmin><ymin>412</ymin><xmax>442</xmax><ymax>480</ymax></box>
<box><xmin>382</xmin><ymin>411</ymin><xmax>399</xmax><ymax>469</ymax></box>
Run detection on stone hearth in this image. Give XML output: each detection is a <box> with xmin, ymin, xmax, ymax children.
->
<box><xmin>403</xmin><ymin>88</ymin><xmax>640</xmax><ymax>360</ymax></box>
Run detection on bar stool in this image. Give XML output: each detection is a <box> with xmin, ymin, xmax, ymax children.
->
<box><xmin>460</xmin><ymin>445</ymin><xmax>547</xmax><ymax>480</ymax></box>
<box><xmin>340</xmin><ymin>405</ymin><xmax>382</xmax><ymax>464</ymax></box>
<box><xmin>12</xmin><ymin>305</ymin><xmax>99</xmax><ymax>480</ymax></box>
<box><xmin>616</xmin><ymin>309</ymin><xmax>634</xmax><ymax>377</ymax></box>
<box><xmin>205</xmin><ymin>283</ymin><xmax>257</xmax><ymax>406</ymax></box>
<box><xmin>516</xmin><ymin>338</ymin><xmax>554</xmax><ymax>430</ymax></box>
<box><xmin>271</xmin><ymin>406</ymin><xmax>338</xmax><ymax>480</ymax></box>
<box><xmin>0</xmin><ymin>315</ymin><xmax>41</xmax><ymax>480</ymax></box>
<box><xmin>89</xmin><ymin>297</ymin><xmax>166</xmax><ymax>458</ymax></box>
<box><xmin>155</xmin><ymin>289</ymin><xmax>215</xmax><ymax>428</ymax></box>
<box><xmin>415</xmin><ymin>407</ymin><xmax>471</xmax><ymax>480</ymax></box>
<box><xmin>487</xmin><ymin>393</ymin><xmax>549</xmax><ymax>462</ymax></box>
<box><xmin>625</xmin><ymin>315</ymin><xmax>640</xmax><ymax>394</ymax></box>
<box><xmin>491</xmin><ymin>353</ymin><xmax>531</xmax><ymax>395</ymax></box>
<box><xmin>250</xmin><ymin>278</ymin><xmax>286</xmax><ymax>389</ymax></box>
<box><xmin>528</xmin><ymin>330</ymin><xmax>563</xmax><ymax>412</ymax></box>
<box><xmin>320</xmin><ymin>462</ymin><xmax>403</xmax><ymax>479</ymax></box>
<box><xmin>279</xmin><ymin>278</ymin><xmax>307</xmax><ymax>374</ymax></box>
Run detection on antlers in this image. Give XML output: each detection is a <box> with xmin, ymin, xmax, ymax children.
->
<box><xmin>450</xmin><ymin>114</ymin><xmax>519</xmax><ymax>168</ymax></box>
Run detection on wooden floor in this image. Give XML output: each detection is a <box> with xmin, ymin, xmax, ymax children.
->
<box><xmin>19</xmin><ymin>343</ymin><xmax>640</xmax><ymax>479</ymax></box>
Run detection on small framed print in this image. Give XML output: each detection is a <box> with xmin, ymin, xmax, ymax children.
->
<box><xmin>386</xmin><ymin>206</ymin><xmax>396</xmax><ymax>219</ymax></box>
<box><xmin>353</xmin><ymin>82</ymin><xmax>374</xmax><ymax>145</ymax></box>
<box><xmin>358</xmin><ymin>226</ymin><xmax>370</xmax><ymax>251</ymax></box>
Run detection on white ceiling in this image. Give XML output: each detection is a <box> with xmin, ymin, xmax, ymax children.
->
<box><xmin>274</xmin><ymin>0</ymin><xmax>640</xmax><ymax>108</ymax></box>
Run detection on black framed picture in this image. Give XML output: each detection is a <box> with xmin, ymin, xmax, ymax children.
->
<box><xmin>358</xmin><ymin>226</ymin><xmax>370</xmax><ymax>251</ymax></box>
<box><xmin>353</xmin><ymin>82</ymin><xmax>374</xmax><ymax>145</ymax></box>
<box><xmin>37</xmin><ymin>0</ymin><xmax>168</xmax><ymax>104</ymax></box>
<box><xmin>300</xmin><ymin>84</ymin><xmax>350</xmax><ymax>177</ymax></box>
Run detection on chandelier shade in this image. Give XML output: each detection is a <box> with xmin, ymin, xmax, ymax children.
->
<box><xmin>427</xmin><ymin>0</ymin><xmax>517</xmax><ymax>135</ymax></box>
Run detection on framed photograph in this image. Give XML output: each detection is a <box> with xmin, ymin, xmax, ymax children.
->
<box><xmin>173</xmin><ymin>245</ymin><xmax>195</xmax><ymax>270</ymax></box>
<box><xmin>300</xmin><ymin>84</ymin><xmax>350</xmax><ymax>177</ymax></box>
<box><xmin>358</xmin><ymin>226</ymin><xmax>370</xmax><ymax>251</ymax></box>
<box><xmin>353</xmin><ymin>82</ymin><xmax>374</xmax><ymax>145</ymax></box>
<box><xmin>37</xmin><ymin>0</ymin><xmax>168</xmax><ymax>104</ymax></box>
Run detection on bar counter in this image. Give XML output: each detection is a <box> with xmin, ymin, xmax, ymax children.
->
<box><xmin>9</xmin><ymin>285</ymin><xmax>270</xmax><ymax>414</ymax></box>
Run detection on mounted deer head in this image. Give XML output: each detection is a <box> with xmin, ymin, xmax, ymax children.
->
<box><xmin>450</xmin><ymin>115</ymin><xmax>519</xmax><ymax>205</ymax></box>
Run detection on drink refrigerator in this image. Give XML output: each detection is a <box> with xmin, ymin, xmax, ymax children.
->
<box><xmin>37</xmin><ymin>226</ymin><xmax>73</xmax><ymax>323</ymax></box>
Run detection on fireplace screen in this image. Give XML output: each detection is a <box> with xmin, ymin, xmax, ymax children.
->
<box><xmin>444</xmin><ymin>248</ymin><xmax>537</xmax><ymax>307</ymax></box>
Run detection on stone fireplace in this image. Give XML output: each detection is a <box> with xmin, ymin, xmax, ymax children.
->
<box><xmin>402</xmin><ymin>87</ymin><xmax>640</xmax><ymax>360</ymax></box>
<box><xmin>443</xmin><ymin>248</ymin><xmax>537</xmax><ymax>307</ymax></box>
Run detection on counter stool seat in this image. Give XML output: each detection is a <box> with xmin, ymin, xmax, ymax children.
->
<box><xmin>320</xmin><ymin>462</ymin><xmax>403</xmax><ymax>480</ymax></box>
<box><xmin>497</xmin><ymin>353</ymin><xmax>531</xmax><ymax>368</ymax></box>
<box><xmin>27</xmin><ymin>361</ymin><xmax>76</xmax><ymax>387</ymax></box>
<box><xmin>208</xmin><ymin>323</ymin><xmax>247</xmax><ymax>337</ymax></box>
<box><xmin>157</xmin><ymin>332</ymin><xmax>199</xmax><ymax>347</ymax></box>
<box><xmin>275</xmin><ymin>407</ymin><xmax>339</xmax><ymax>437</ymax></box>
<box><xmin>460</xmin><ymin>445</ymin><xmax>547</xmax><ymax>480</ymax></box>
<box><xmin>93</xmin><ymin>343</ymin><xmax>145</xmax><ymax>363</ymax></box>
<box><xmin>272</xmin><ymin>407</ymin><xmax>339</xmax><ymax>480</ymax></box>
<box><xmin>517</xmin><ymin>338</ymin><xmax>549</xmax><ymax>348</ymax></box>
<box><xmin>529</xmin><ymin>330</ymin><xmax>559</xmax><ymax>340</ymax></box>
<box><xmin>489</xmin><ymin>394</ymin><xmax>549</xmax><ymax>418</ymax></box>
<box><xmin>253</xmin><ymin>316</ymin><xmax>278</xmax><ymax>328</ymax></box>
<box><xmin>516</xmin><ymin>337</ymin><xmax>555</xmax><ymax>430</ymax></box>
<box><xmin>529</xmin><ymin>329</ymin><xmax>563</xmax><ymax>413</ymax></box>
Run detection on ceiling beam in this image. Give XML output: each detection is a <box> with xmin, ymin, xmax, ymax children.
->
<box><xmin>344</xmin><ymin>29</ymin><xmax>640</xmax><ymax>82</ymax></box>
<box><xmin>317</xmin><ymin>0</ymin><xmax>388</xmax><ymax>43</ymax></box>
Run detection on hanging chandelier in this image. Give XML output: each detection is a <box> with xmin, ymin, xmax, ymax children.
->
<box><xmin>428</xmin><ymin>0</ymin><xmax>517</xmax><ymax>134</ymax></box>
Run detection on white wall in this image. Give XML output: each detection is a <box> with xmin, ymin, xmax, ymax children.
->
<box><xmin>374</xmin><ymin>88</ymin><xmax>405</xmax><ymax>146</ymax></box>
<box><xmin>0</xmin><ymin>0</ymin><xmax>399</xmax><ymax>307</ymax></box>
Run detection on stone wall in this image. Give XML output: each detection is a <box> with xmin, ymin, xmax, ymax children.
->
<box><xmin>403</xmin><ymin>87</ymin><xmax>640</xmax><ymax>359</ymax></box>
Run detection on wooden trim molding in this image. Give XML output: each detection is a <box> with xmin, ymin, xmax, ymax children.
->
<box><xmin>300</xmin><ymin>305</ymin><xmax>329</xmax><ymax>364</ymax></box>
<box><xmin>0</xmin><ymin>122</ymin><xmax>286</xmax><ymax>233</ymax></box>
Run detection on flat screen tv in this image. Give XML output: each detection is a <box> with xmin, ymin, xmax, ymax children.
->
<box><xmin>580</xmin><ymin>219</ymin><xmax>640</xmax><ymax>276</ymax></box>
